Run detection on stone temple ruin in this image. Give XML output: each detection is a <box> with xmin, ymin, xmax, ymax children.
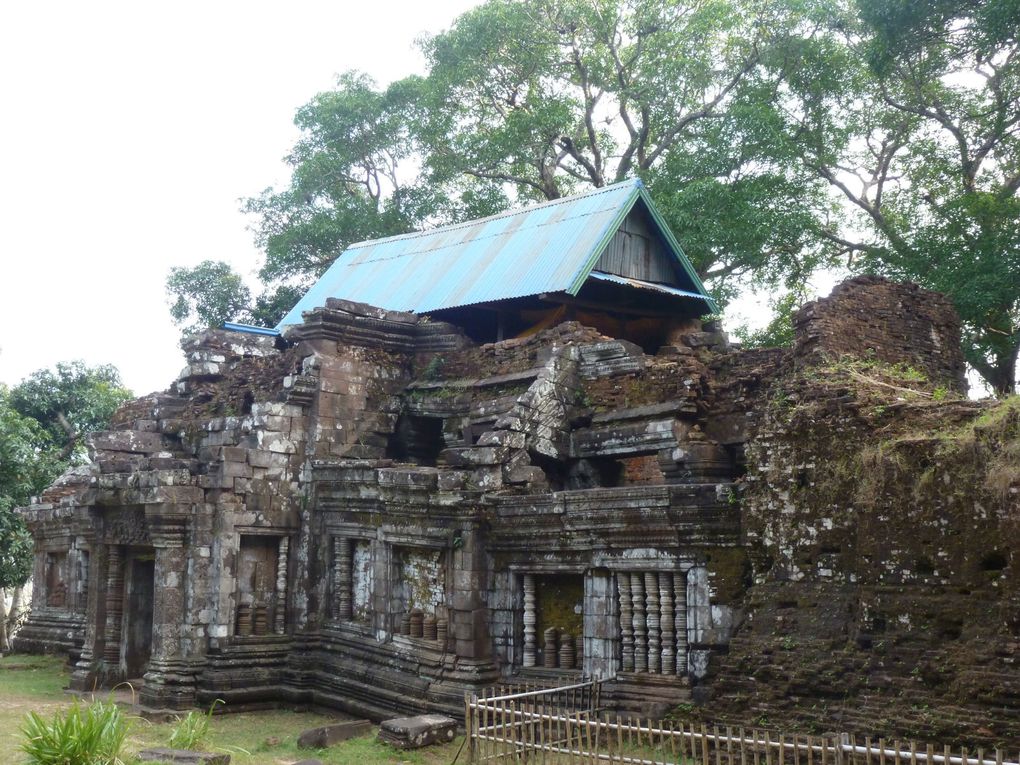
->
<box><xmin>15</xmin><ymin>180</ymin><xmax>1019</xmax><ymax>746</ymax></box>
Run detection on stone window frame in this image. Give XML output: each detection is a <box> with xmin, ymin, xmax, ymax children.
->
<box><xmin>379</xmin><ymin>528</ymin><xmax>450</xmax><ymax>641</ymax></box>
<box><xmin>231</xmin><ymin>526</ymin><xmax>293</xmax><ymax>640</ymax></box>
<box><xmin>322</xmin><ymin>526</ymin><xmax>379</xmax><ymax>632</ymax></box>
<box><xmin>507</xmin><ymin>561</ymin><xmax>588</xmax><ymax>673</ymax></box>
<box><xmin>593</xmin><ymin>553</ymin><xmax>700</xmax><ymax>679</ymax></box>
<box><xmin>33</xmin><ymin>536</ymin><xmax>77</xmax><ymax>612</ymax></box>
<box><xmin>324</xmin><ymin>524</ymin><xmax>377</xmax><ymax>630</ymax></box>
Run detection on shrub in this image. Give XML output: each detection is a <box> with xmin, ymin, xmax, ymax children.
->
<box><xmin>168</xmin><ymin>699</ymin><xmax>223</xmax><ymax>750</ymax></box>
<box><xmin>20</xmin><ymin>698</ymin><xmax>129</xmax><ymax>765</ymax></box>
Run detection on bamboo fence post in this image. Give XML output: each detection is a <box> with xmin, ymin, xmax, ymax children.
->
<box><xmin>728</xmin><ymin>726</ymin><xmax>735</xmax><ymax>765</ymax></box>
<box><xmin>740</xmin><ymin>728</ymin><xmax>748</xmax><ymax>765</ymax></box>
<box><xmin>807</xmin><ymin>736</ymin><xmax>814</xmax><ymax>765</ymax></box>
<box><xmin>716</xmin><ymin>726</ymin><xmax>724</xmax><ymax>765</ymax></box>
<box><xmin>618</xmin><ymin>714</ymin><xmax>625</xmax><ymax>765</ymax></box>
<box><xmin>962</xmin><ymin>747</ymin><xmax>969</xmax><ymax>765</ymax></box>
<box><xmin>511</xmin><ymin>700</ymin><xmax>519</xmax><ymax>762</ymax></box>
<box><xmin>820</xmin><ymin>735</ymin><xmax>827</xmax><ymax>765</ymax></box>
<box><xmin>565</xmin><ymin>712</ymin><xmax>573</xmax><ymax>765</ymax></box>
<box><xmin>892</xmin><ymin>741</ymin><xmax>900</xmax><ymax>765</ymax></box>
<box><xmin>909</xmin><ymin>740</ymin><xmax>917</xmax><ymax>765</ymax></box>
<box><xmin>466</xmin><ymin>694</ymin><xmax>474</xmax><ymax>765</ymax></box>
<box><xmin>584</xmin><ymin>712</ymin><xmax>593</xmax><ymax>765</ymax></box>
<box><xmin>703</xmin><ymin>724</ymin><xmax>712</xmax><ymax>765</ymax></box>
<box><xmin>670</xmin><ymin>721</ymin><xmax>679</xmax><ymax>765</ymax></box>
<box><xmin>978</xmin><ymin>749</ymin><xmax>985</xmax><ymax>765</ymax></box>
<box><xmin>483</xmin><ymin>695</ymin><xmax>490</xmax><ymax>764</ymax></box>
<box><xmin>754</xmin><ymin>730</ymin><xmax>762</xmax><ymax>765</ymax></box>
<box><xmin>765</xmin><ymin>731</ymin><xmax>772</xmax><ymax>765</ymax></box>
<box><xmin>943</xmin><ymin>744</ymin><xmax>951</xmax><ymax>765</ymax></box>
<box><xmin>995</xmin><ymin>750</ymin><xmax>1003</xmax><ymax>765</ymax></box>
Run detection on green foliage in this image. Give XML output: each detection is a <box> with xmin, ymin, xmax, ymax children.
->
<box><xmin>166</xmin><ymin>260</ymin><xmax>253</xmax><ymax>336</ymax></box>
<box><xmin>167</xmin><ymin>0</ymin><xmax>851</xmax><ymax>344</ymax></box>
<box><xmin>780</xmin><ymin>0</ymin><xmax>1020</xmax><ymax>394</ymax></box>
<box><xmin>733</xmin><ymin>292</ymin><xmax>803</xmax><ymax>349</ymax></box>
<box><xmin>20</xmin><ymin>699</ymin><xmax>129</xmax><ymax>765</ymax></box>
<box><xmin>8</xmin><ymin>361</ymin><xmax>132</xmax><ymax>461</ymax></box>
<box><xmin>1</xmin><ymin>363</ymin><xmax>131</xmax><ymax>585</ymax></box>
<box><xmin>167</xmin><ymin>699</ymin><xmax>223</xmax><ymax>750</ymax></box>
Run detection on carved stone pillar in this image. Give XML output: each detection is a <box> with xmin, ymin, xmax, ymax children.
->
<box><xmin>334</xmin><ymin>537</ymin><xmax>352</xmax><ymax>620</ymax></box>
<box><xmin>630</xmin><ymin>573</ymin><xmax>646</xmax><ymax>673</ymax></box>
<box><xmin>674</xmin><ymin>570</ymin><xmax>688</xmax><ymax>675</ymax></box>
<box><xmin>659</xmin><ymin>572</ymin><xmax>675</xmax><ymax>675</ymax></box>
<box><xmin>644</xmin><ymin>572</ymin><xmax>660</xmax><ymax>674</ymax></box>
<box><xmin>275</xmin><ymin>536</ymin><xmax>289</xmax><ymax>634</ymax></box>
<box><xmin>102</xmin><ymin>545</ymin><xmax>124</xmax><ymax>665</ymax></box>
<box><xmin>140</xmin><ymin>517</ymin><xmax>195</xmax><ymax>709</ymax></box>
<box><xmin>69</xmin><ymin>534</ymin><xmax>104</xmax><ymax>692</ymax></box>
<box><xmin>522</xmin><ymin>573</ymin><xmax>537</xmax><ymax>668</ymax></box>
<box><xmin>617</xmin><ymin>573</ymin><xmax>633</xmax><ymax>672</ymax></box>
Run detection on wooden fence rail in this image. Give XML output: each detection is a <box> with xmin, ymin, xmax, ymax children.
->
<box><xmin>464</xmin><ymin>682</ymin><xmax>1019</xmax><ymax>765</ymax></box>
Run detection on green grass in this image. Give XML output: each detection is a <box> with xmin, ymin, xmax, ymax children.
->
<box><xmin>0</xmin><ymin>654</ymin><xmax>460</xmax><ymax>765</ymax></box>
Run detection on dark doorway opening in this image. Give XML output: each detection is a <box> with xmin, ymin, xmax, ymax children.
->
<box><xmin>123</xmin><ymin>556</ymin><xmax>155</xmax><ymax>680</ymax></box>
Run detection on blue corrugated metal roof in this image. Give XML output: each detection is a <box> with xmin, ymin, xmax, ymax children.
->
<box><xmin>277</xmin><ymin>178</ymin><xmax>717</xmax><ymax>328</ymax></box>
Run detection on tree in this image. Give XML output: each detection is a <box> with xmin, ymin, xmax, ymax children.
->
<box><xmin>0</xmin><ymin>365</ymin><xmax>132</xmax><ymax>650</ymax></box>
<box><xmin>9</xmin><ymin>362</ymin><xmax>133</xmax><ymax>462</ymax></box>
<box><xmin>0</xmin><ymin>388</ymin><xmax>49</xmax><ymax>652</ymax></box>
<box><xmin>780</xmin><ymin>0</ymin><xmax>1020</xmax><ymax>394</ymax></box>
<box><xmin>417</xmin><ymin>0</ymin><xmax>838</xmax><ymax>299</ymax></box>
<box><xmin>166</xmin><ymin>260</ymin><xmax>252</xmax><ymax>337</ymax></box>
<box><xmin>166</xmin><ymin>0</ymin><xmax>841</xmax><ymax>341</ymax></box>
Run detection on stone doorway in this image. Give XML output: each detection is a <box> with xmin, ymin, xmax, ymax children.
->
<box><xmin>123</xmin><ymin>554</ymin><xmax>155</xmax><ymax>679</ymax></box>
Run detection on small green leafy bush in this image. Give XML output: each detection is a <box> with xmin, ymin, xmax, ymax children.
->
<box><xmin>20</xmin><ymin>698</ymin><xmax>129</xmax><ymax>765</ymax></box>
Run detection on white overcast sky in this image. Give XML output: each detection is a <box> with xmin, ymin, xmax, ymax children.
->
<box><xmin>0</xmin><ymin>0</ymin><xmax>481</xmax><ymax>396</ymax></box>
<box><xmin>1</xmin><ymin>0</ymin><xmax>812</xmax><ymax>400</ymax></box>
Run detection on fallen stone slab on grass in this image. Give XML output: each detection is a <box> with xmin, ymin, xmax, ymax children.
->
<box><xmin>296</xmin><ymin>719</ymin><xmax>373</xmax><ymax>749</ymax></box>
<box><xmin>292</xmin><ymin>760</ymin><xmax>323</xmax><ymax>765</ymax></box>
<box><xmin>378</xmin><ymin>714</ymin><xmax>457</xmax><ymax>749</ymax></box>
<box><xmin>137</xmin><ymin>748</ymin><xmax>229</xmax><ymax>765</ymax></box>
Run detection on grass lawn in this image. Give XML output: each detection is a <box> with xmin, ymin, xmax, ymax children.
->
<box><xmin>0</xmin><ymin>654</ymin><xmax>461</xmax><ymax>765</ymax></box>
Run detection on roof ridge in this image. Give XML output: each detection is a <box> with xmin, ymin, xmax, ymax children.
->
<box><xmin>346</xmin><ymin>178</ymin><xmax>642</xmax><ymax>250</ymax></box>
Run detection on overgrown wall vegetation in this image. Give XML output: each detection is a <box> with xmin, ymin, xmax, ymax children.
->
<box><xmin>707</xmin><ymin>355</ymin><xmax>1019</xmax><ymax>748</ymax></box>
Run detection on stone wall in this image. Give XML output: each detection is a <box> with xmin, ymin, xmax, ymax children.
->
<box><xmin>698</xmin><ymin>282</ymin><xmax>1018</xmax><ymax>748</ymax></box>
<box><xmin>792</xmin><ymin>275</ymin><xmax>967</xmax><ymax>393</ymax></box>
<box><xmin>15</xmin><ymin>276</ymin><xmax>1015</xmax><ymax>749</ymax></box>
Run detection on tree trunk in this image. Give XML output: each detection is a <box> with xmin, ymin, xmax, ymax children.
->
<box><xmin>7</xmin><ymin>584</ymin><xmax>24</xmax><ymax>635</ymax></box>
<box><xmin>0</xmin><ymin>588</ymin><xmax>9</xmax><ymax>654</ymax></box>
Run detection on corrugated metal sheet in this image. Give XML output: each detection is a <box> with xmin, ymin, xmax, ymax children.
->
<box><xmin>588</xmin><ymin>270</ymin><xmax>714</xmax><ymax>304</ymax></box>
<box><xmin>277</xmin><ymin>178</ymin><xmax>717</xmax><ymax>328</ymax></box>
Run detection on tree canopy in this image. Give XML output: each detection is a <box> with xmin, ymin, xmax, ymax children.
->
<box><xmin>0</xmin><ymin>363</ymin><xmax>132</xmax><ymax>590</ymax></box>
<box><xmin>167</xmin><ymin>0</ymin><xmax>1020</xmax><ymax>393</ymax></box>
